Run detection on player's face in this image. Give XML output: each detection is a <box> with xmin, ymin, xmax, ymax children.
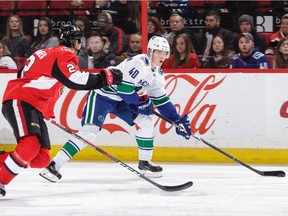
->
<box><xmin>151</xmin><ymin>50</ymin><xmax>168</xmax><ymax>67</ymax></box>
<box><xmin>38</xmin><ymin>20</ymin><xmax>49</xmax><ymax>36</ymax></box>
<box><xmin>238</xmin><ymin>37</ymin><xmax>254</xmax><ymax>55</ymax></box>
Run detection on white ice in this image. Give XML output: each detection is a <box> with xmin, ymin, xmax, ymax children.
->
<box><xmin>0</xmin><ymin>162</ymin><xmax>287</xmax><ymax>216</ymax></box>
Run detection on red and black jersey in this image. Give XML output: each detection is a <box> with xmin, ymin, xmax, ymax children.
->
<box><xmin>2</xmin><ymin>45</ymin><xmax>104</xmax><ymax>118</ymax></box>
<box><xmin>266</xmin><ymin>30</ymin><xmax>288</xmax><ymax>55</ymax></box>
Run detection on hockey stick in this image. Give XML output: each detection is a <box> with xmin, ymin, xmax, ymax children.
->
<box><xmin>152</xmin><ymin>111</ymin><xmax>286</xmax><ymax>177</ymax></box>
<box><xmin>50</xmin><ymin>120</ymin><xmax>193</xmax><ymax>192</ymax></box>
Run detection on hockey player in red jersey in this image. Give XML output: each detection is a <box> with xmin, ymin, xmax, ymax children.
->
<box><xmin>0</xmin><ymin>25</ymin><xmax>123</xmax><ymax>197</ymax></box>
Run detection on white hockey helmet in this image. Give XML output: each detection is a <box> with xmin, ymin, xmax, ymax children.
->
<box><xmin>147</xmin><ymin>36</ymin><xmax>170</xmax><ymax>59</ymax></box>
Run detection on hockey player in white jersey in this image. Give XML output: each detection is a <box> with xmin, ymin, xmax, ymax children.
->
<box><xmin>40</xmin><ymin>36</ymin><xmax>192</xmax><ymax>182</ymax></box>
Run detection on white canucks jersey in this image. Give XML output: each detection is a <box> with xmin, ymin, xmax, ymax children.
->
<box><xmin>96</xmin><ymin>54</ymin><xmax>170</xmax><ymax>107</ymax></box>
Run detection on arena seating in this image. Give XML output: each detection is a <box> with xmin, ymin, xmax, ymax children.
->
<box><xmin>48</xmin><ymin>0</ymin><xmax>72</xmax><ymax>15</ymax></box>
<box><xmin>189</xmin><ymin>1</ymin><xmax>205</xmax><ymax>13</ymax></box>
<box><xmin>260</xmin><ymin>32</ymin><xmax>273</xmax><ymax>46</ymax></box>
<box><xmin>266</xmin><ymin>54</ymin><xmax>274</xmax><ymax>68</ymax></box>
<box><xmin>0</xmin><ymin>1</ymin><xmax>15</xmax><ymax>16</ymax></box>
<box><xmin>17</xmin><ymin>0</ymin><xmax>47</xmax><ymax>16</ymax></box>
<box><xmin>256</xmin><ymin>0</ymin><xmax>271</xmax><ymax>12</ymax></box>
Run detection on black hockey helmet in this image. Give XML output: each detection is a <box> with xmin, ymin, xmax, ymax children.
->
<box><xmin>58</xmin><ymin>25</ymin><xmax>83</xmax><ymax>47</ymax></box>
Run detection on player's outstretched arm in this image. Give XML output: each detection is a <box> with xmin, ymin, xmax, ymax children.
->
<box><xmin>99</xmin><ymin>68</ymin><xmax>123</xmax><ymax>86</ymax></box>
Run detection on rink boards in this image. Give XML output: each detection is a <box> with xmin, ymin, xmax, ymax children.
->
<box><xmin>1</xmin><ymin>69</ymin><xmax>288</xmax><ymax>164</ymax></box>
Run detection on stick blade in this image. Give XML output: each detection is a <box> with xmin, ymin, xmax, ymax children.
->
<box><xmin>159</xmin><ymin>181</ymin><xmax>193</xmax><ymax>192</ymax></box>
<box><xmin>262</xmin><ymin>170</ymin><xmax>286</xmax><ymax>177</ymax></box>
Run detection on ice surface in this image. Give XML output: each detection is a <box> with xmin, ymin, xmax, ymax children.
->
<box><xmin>0</xmin><ymin>162</ymin><xmax>287</xmax><ymax>216</ymax></box>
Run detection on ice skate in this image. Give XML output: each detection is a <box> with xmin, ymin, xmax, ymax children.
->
<box><xmin>0</xmin><ymin>183</ymin><xmax>6</xmax><ymax>197</ymax></box>
<box><xmin>138</xmin><ymin>160</ymin><xmax>163</xmax><ymax>178</ymax></box>
<box><xmin>39</xmin><ymin>161</ymin><xmax>62</xmax><ymax>183</ymax></box>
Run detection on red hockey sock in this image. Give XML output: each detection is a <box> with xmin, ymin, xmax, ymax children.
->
<box><xmin>0</xmin><ymin>135</ymin><xmax>41</xmax><ymax>185</ymax></box>
<box><xmin>0</xmin><ymin>152</ymin><xmax>10</xmax><ymax>166</ymax></box>
<box><xmin>29</xmin><ymin>148</ymin><xmax>50</xmax><ymax>168</ymax></box>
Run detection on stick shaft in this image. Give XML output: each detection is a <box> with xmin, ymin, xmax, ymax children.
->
<box><xmin>50</xmin><ymin>120</ymin><xmax>193</xmax><ymax>191</ymax></box>
<box><xmin>152</xmin><ymin>111</ymin><xmax>285</xmax><ymax>177</ymax></box>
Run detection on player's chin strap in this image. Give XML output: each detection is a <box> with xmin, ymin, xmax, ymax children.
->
<box><xmin>152</xmin><ymin>110</ymin><xmax>286</xmax><ymax>177</ymax></box>
<box><xmin>151</xmin><ymin>63</ymin><xmax>161</xmax><ymax>72</ymax></box>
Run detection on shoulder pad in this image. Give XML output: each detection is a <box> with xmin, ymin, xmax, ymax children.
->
<box><xmin>140</xmin><ymin>56</ymin><xmax>149</xmax><ymax>66</ymax></box>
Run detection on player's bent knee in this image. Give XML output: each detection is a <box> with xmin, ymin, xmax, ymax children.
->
<box><xmin>16</xmin><ymin>135</ymin><xmax>41</xmax><ymax>162</ymax></box>
<box><xmin>29</xmin><ymin>148</ymin><xmax>50</xmax><ymax>168</ymax></box>
<box><xmin>77</xmin><ymin>124</ymin><xmax>100</xmax><ymax>143</ymax></box>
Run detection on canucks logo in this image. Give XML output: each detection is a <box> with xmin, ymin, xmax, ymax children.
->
<box><xmin>140</xmin><ymin>57</ymin><xmax>149</xmax><ymax>66</ymax></box>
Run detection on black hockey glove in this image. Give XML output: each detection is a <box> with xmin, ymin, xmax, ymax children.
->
<box><xmin>175</xmin><ymin>115</ymin><xmax>192</xmax><ymax>140</ymax></box>
<box><xmin>100</xmin><ymin>68</ymin><xmax>123</xmax><ymax>86</ymax></box>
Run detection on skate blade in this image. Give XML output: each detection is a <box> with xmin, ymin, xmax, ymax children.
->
<box><xmin>0</xmin><ymin>188</ymin><xmax>6</xmax><ymax>197</ymax></box>
<box><xmin>39</xmin><ymin>169</ymin><xmax>60</xmax><ymax>183</ymax></box>
<box><xmin>140</xmin><ymin>170</ymin><xmax>162</xmax><ymax>178</ymax></box>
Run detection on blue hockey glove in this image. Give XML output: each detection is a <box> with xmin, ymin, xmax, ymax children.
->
<box><xmin>175</xmin><ymin>115</ymin><xmax>192</xmax><ymax>140</ymax></box>
<box><xmin>135</xmin><ymin>95</ymin><xmax>153</xmax><ymax>115</ymax></box>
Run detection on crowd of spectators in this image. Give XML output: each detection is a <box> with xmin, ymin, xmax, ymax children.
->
<box><xmin>0</xmin><ymin>0</ymin><xmax>287</xmax><ymax>69</ymax></box>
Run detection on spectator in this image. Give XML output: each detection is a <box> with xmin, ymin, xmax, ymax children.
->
<box><xmin>194</xmin><ymin>10</ymin><xmax>238</xmax><ymax>65</ymax></box>
<box><xmin>97</xmin><ymin>12</ymin><xmax>128</xmax><ymax>56</ymax></box>
<box><xmin>110</xmin><ymin>1</ymin><xmax>141</xmax><ymax>34</ymax></box>
<box><xmin>78</xmin><ymin>32</ymin><xmax>119</xmax><ymax>69</ymax></box>
<box><xmin>91</xmin><ymin>0</ymin><xmax>111</xmax><ymax>14</ymax></box>
<box><xmin>25</xmin><ymin>17</ymin><xmax>59</xmax><ymax>57</ymax></box>
<box><xmin>273</xmin><ymin>38</ymin><xmax>288</xmax><ymax>68</ymax></box>
<box><xmin>162</xmin><ymin>33</ymin><xmax>200</xmax><ymax>69</ymax></box>
<box><xmin>74</xmin><ymin>15</ymin><xmax>92</xmax><ymax>52</ymax></box>
<box><xmin>165</xmin><ymin>13</ymin><xmax>185</xmax><ymax>47</ymax></box>
<box><xmin>266</xmin><ymin>13</ymin><xmax>288</xmax><ymax>55</ymax></box>
<box><xmin>147</xmin><ymin>16</ymin><xmax>168</xmax><ymax>40</ymax></box>
<box><xmin>202</xmin><ymin>35</ymin><xmax>235</xmax><ymax>69</ymax></box>
<box><xmin>0</xmin><ymin>40</ymin><xmax>17</xmax><ymax>69</ymax></box>
<box><xmin>230</xmin><ymin>33</ymin><xmax>270</xmax><ymax>69</ymax></box>
<box><xmin>118</xmin><ymin>32</ymin><xmax>142</xmax><ymax>62</ymax></box>
<box><xmin>157</xmin><ymin>0</ymin><xmax>190</xmax><ymax>14</ymax></box>
<box><xmin>165</xmin><ymin>12</ymin><xmax>197</xmax><ymax>54</ymax></box>
<box><xmin>2</xmin><ymin>14</ymin><xmax>30</xmax><ymax>68</ymax></box>
<box><xmin>71</xmin><ymin>0</ymin><xmax>90</xmax><ymax>15</ymax></box>
<box><xmin>94</xmin><ymin>0</ymin><xmax>111</xmax><ymax>9</ymax></box>
<box><xmin>238</xmin><ymin>14</ymin><xmax>266</xmax><ymax>53</ymax></box>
